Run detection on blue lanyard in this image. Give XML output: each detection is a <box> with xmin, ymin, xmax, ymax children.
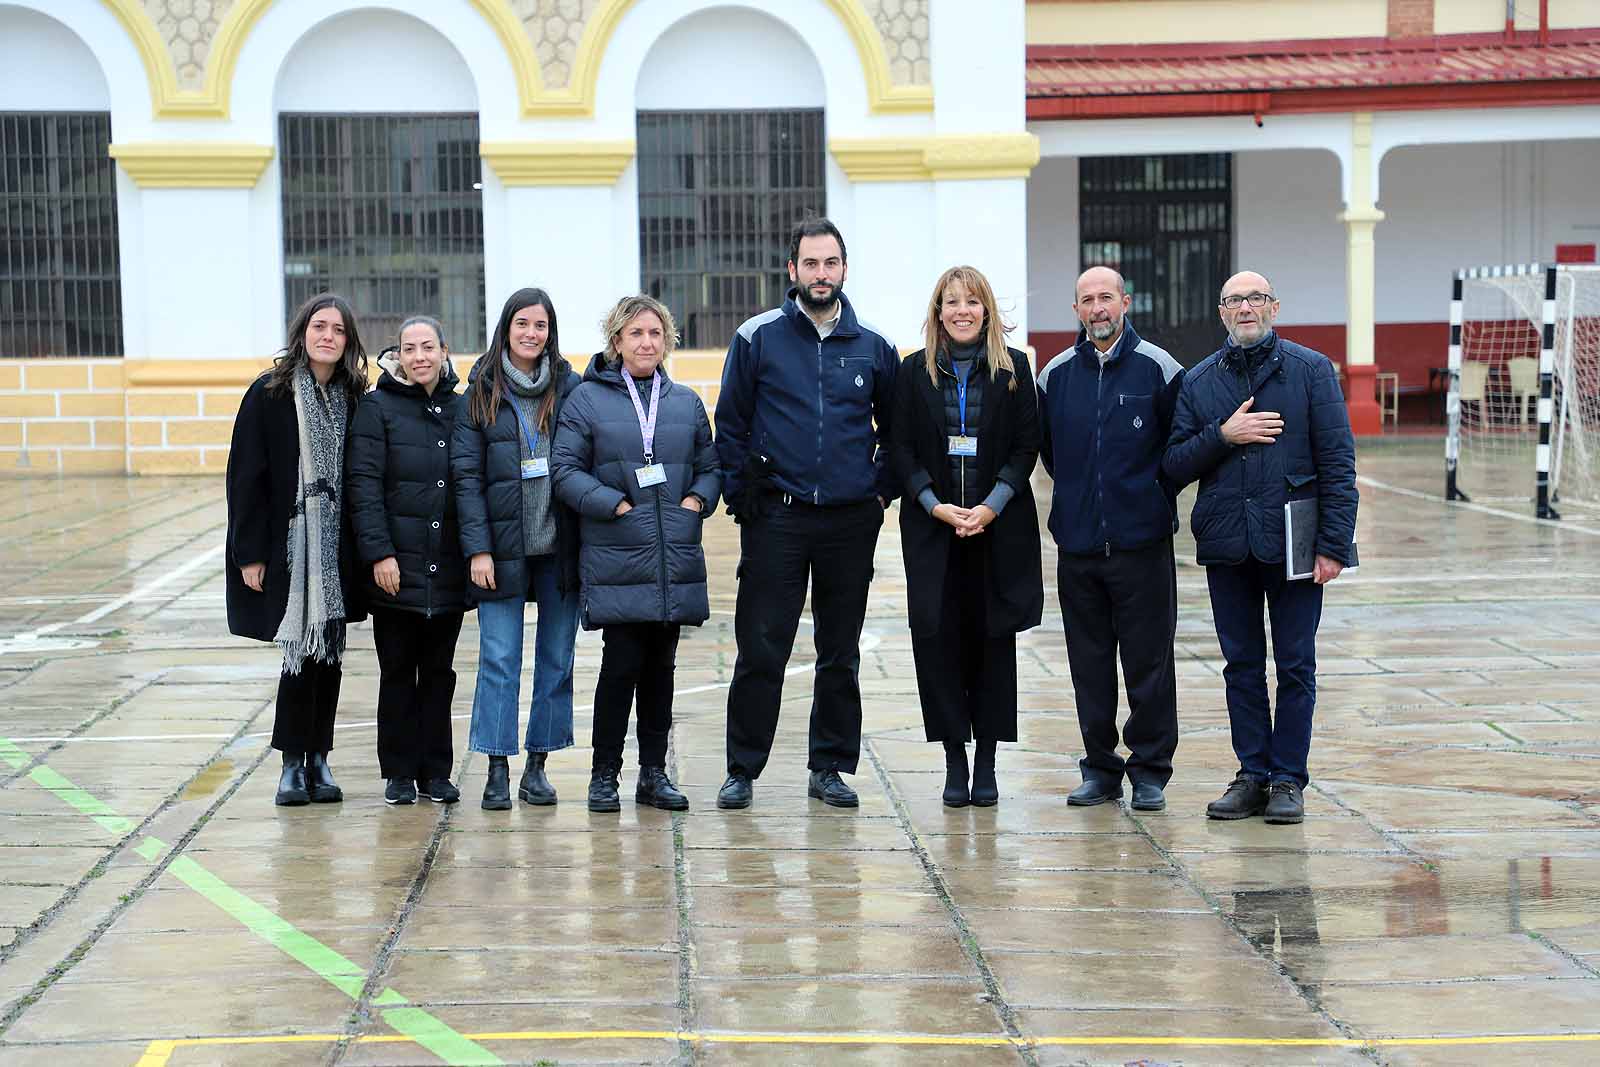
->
<box><xmin>955</xmin><ymin>361</ymin><xmax>973</xmax><ymax>435</ymax></box>
<box><xmin>509</xmin><ymin>400</ymin><xmax>539</xmax><ymax>457</ymax></box>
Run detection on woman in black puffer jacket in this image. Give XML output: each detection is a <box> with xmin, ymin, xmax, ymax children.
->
<box><xmin>552</xmin><ymin>295</ymin><xmax>720</xmax><ymax>814</ymax></box>
<box><xmin>347</xmin><ymin>316</ymin><xmax>469</xmax><ymax>807</ymax></box>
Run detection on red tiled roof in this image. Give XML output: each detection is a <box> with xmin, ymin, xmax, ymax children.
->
<box><xmin>1026</xmin><ymin>31</ymin><xmax>1600</xmax><ymax>115</ymax></box>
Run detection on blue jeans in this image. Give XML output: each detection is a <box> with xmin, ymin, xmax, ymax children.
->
<box><xmin>1206</xmin><ymin>556</ymin><xmax>1324</xmax><ymax>788</ymax></box>
<box><xmin>468</xmin><ymin>556</ymin><xmax>579</xmax><ymax>756</ymax></box>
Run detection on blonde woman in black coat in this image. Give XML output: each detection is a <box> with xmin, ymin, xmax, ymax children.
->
<box><xmin>226</xmin><ymin>293</ymin><xmax>369</xmax><ymax>806</ymax></box>
<box><xmin>347</xmin><ymin>316</ymin><xmax>469</xmax><ymax>807</ymax></box>
<box><xmin>887</xmin><ymin>266</ymin><xmax>1043</xmax><ymax>808</ymax></box>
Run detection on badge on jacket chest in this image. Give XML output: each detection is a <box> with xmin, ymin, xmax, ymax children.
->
<box><xmin>1132</xmin><ymin>415</ymin><xmax>1143</xmax><ymax>430</ymax></box>
<box><xmin>854</xmin><ymin>373</ymin><xmax>864</xmax><ymax>388</ymax></box>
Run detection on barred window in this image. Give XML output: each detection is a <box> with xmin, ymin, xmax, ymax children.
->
<box><xmin>637</xmin><ymin>109</ymin><xmax>825</xmax><ymax>349</ymax></box>
<box><xmin>1080</xmin><ymin>153</ymin><xmax>1232</xmax><ymax>364</ymax></box>
<box><xmin>0</xmin><ymin>112</ymin><xmax>123</xmax><ymax>357</ymax></box>
<box><xmin>280</xmin><ymin>114</ymin><xmax>486</xmax><ymax>352</ymax></box>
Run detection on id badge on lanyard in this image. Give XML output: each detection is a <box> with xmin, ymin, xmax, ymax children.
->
<box><xmin>947</xmin><ymin>362</ymin><xmax>978</xmax><ymax>456</ymax></box>
<box><xmin>629</xmin><ymin>371</ymin><xmax>667</xmax><ymax>488</ymax></box>
<box><xmin>511</xmin><ymin>404</ymin><xmax>548</xmax><ymax>480</ymax></box>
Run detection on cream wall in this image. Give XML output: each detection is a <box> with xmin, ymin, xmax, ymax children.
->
<box><xmin>1436</xmin><ymin>0</ymin><xmax>1600</xmax><ymax>33</ymax></box>
<box><xmin>1025</xmin><ymin>0</ymin><xmax>1387</xmax><ymax>45</ymax></box>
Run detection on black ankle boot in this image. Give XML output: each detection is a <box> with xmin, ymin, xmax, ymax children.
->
<box><xmin>519</xmin><ymin>752</ymin><xmax>557</xmax><ymax>806</ymax></box>
<box><xmin>481</xmin><ymin>755</ymin><xmax>511</xmax><ymax>811</ymax></box>
<box><xmin>304</xmin><ymin>752</ymin><xmax>342</xmax><ymax>803</ymax></box>
<box><xmin>636</xmin><ymin>766</ymin><xmax>688</xmax><ymax>811</ymax></box>
<box><xmin>275</xmin><ymin>752</ymin><xmax>309</xmax><ymax>806</ymax></box>
<box><xmin>971</xmin><ymin>738</ymin><xmax>998</xmax><ymax>807</ymax></box>
<box><xmin>588</xmin><ymin>760</ymin><xmax>621</xmax><ymax>813</ymax></box>
<box><xmin>942</xmin><ymin>742</ymin><xmax>970</xmax><ymax>808</ymax></box>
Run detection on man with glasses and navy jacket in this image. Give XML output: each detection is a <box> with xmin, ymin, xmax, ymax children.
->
<box><xmin>713</xmin><ymin>216</ymin><xmax>900</xmax><ymax>811</ymax></box>
<box><xmin>1163</xmin><ymin>270</ymin><xmax>1357</xmax><ymax>825</ymax></box>
<box><xmin>1038</xmin><ymin>266</ymin><xmax>1185</xmax><ymax>814</ymax></box>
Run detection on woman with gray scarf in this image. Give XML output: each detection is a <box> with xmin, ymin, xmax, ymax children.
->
<box><xmin>226</xmin><ymin>293</ymin><xmax>370</xmax><ymax>806</ymax></box>
<box><xmin>451</xmin><ymin>288</ymin><xmax>583</xmax><ymax>810</ymax></box>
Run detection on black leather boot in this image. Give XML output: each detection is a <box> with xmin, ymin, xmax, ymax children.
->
<box><xmin>942</xmin><ymin>741</ymin><xmax>970</xmax><ymax>808</ymax></box>
<box><xmin>636</xmin><ymin>766</ymin><xmax>688</xmax><ymax>811</ymax></box>
<box><xmin>588</xmin><ymin>760</ymin><xmax>621</xmax><ymax>813</ymax></box>
<box><xmin>275</xmin><ymin>752</ymin><xmax>309</xmax><ymax>807</ymax></box>
<box><xmin>304</xmin><ymin>752</ymin><xmax>342</xmax><ymax>803</ymax></box>
<box><xmin>481</xmin><ymin>755</ymin><xmax>512</xmax><ymax>811</ymax></box>
<box><xmin>971</xmin><ymin>738</ymin><xmax>999</xmax><ymax>807</ymax></box>
<box><xmin>519</xmin><ymin>752</ymin><xmax>557</xmax><ymax>806</ymax></box>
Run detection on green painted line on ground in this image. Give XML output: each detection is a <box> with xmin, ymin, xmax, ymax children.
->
<box><xmin>5</xmin><ymin>738</ymin><xmax>502</xmax><ymax>1067</ymax></box>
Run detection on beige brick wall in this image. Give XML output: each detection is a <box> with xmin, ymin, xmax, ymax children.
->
<box><xmin>0</xmin><ymin>351</ymin><xmax>734</xmax><ymax>477</ymax></box>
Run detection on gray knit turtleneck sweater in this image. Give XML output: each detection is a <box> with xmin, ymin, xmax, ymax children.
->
<box><xmin>502</xmin><ymin>352</ymin><xmax>557</xmax><ymax>558</ymax></box>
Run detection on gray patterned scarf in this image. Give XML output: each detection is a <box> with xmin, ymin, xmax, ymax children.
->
<box><xmin>274</xmin><ymin>366</ymin><xmax>349</xmax><ymax>672</ymax></box>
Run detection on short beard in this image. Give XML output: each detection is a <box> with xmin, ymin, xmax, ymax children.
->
<box><xmin>1227</xmin><ymin>320</ymin><xmax>1271</xmax><ymax>347</ymax></box>
<box><xmin>1088</xmin><ymin>317</ymin><xmax>1120</xmax><ymax>342</ymax></box>
<box><xmin>797</xmin><ymin>281</ymin><xmax>839</xmax><ymax>312</ymax></box>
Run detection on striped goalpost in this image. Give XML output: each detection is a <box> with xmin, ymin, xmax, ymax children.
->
<box><xmin>1444</xmin><ymin>262</ymin><xmax>1598</xmax><ymax>519</ymax></box>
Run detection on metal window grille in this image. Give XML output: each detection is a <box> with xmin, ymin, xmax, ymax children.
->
<box><xmin>0</xmin><ymin>112</ymin><xmax>123</xmax><ymax>357</ymax></box>
<box><xmin>637</xmin><ymin>109</ymin><xmax>825</xmax><ymax>349</ymax></box>
<box><xmin>280</xmin><ymin>113</ymin><xmax>486</xmax><ymax>353</ymax></box>
<box><xmin>1080</xmin><ymin>153</ymin><xmax>1232</xmax><ymax>363</ymax></box>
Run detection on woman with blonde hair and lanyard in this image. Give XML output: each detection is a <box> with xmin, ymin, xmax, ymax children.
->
<box><xmin>887</xmin><ymin>266</ymin><xmax>1043</xmax><ymax>807</ymax></box>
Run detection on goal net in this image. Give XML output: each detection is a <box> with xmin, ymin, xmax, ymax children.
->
<box><xmin>1446</xmin><ymin>264</ymin><xmax>1600</xmax><ymax>516</ymax></box>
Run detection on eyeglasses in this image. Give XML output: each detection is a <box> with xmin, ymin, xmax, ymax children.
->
<box><xmin>1220</xmin><ymin>292</ymin><xmax>1274</xmax><ymax>309</ymax></box>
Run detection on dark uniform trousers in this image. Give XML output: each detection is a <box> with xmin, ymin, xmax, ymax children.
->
<box><xmin>726</xmin><ymin>495</ymin><xmax>882</xmax><ymax>778</ymax></box>
<box><xmin>1056</xmin><ymin>536</ymin><xmax>1178</xmax><ymax>788</ymax></box>
<box><xmin>273</xmin><ymin>658</ymin><xmax>341</xmax><ymax>756</ymax></box>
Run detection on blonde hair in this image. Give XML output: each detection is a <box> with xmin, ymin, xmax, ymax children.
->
<box><xmin>601</xmin><ymin>295</ymin><xmax>678</xmax><ymax>365</ymax></box>
<box><xmin>921</xmin><ymin>266</ymin><xmax>1016</xmax><ymax>391</ymax></box>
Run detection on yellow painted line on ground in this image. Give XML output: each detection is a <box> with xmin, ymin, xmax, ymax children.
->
<box><xmin>130</xmin><ymin>1028</ymin><xmax>1600</xmax><ymax>1064</ymax></box>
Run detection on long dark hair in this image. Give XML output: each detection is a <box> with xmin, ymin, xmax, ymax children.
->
<box><xmin>469</xmin><ymin>288</ymin><xmax>560</xmax><ymax>430</ymax></box>
<box><xmin>267</xmin><ymin>293</ymin><xmax>368</xmax><ymax>399</ymax></box>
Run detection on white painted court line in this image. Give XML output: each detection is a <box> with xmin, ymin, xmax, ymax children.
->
<box><xmin>1358</xmin><ymin>475</ymin><xmax>1600</xmax><ymax>537</ymax></box>
<box><xmin>1</xmin><ymin>542</ymin><xmax>226</xmax><ymax>649</ymax></box>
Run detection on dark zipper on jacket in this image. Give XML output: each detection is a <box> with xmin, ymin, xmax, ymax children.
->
<box><xmin>1096</xmin><ymin>360</ymin><xmax>1109</xmax><ymax>556</ymax></box>
<box><xmin>815</xmin><ymin>340</ymin><xmax>824</xmax><ymax>504</ymax></box>
<box><xmin>653</xmin><ymin>487</ymin><xmax>667</xmax><ymax>621</ymax></box>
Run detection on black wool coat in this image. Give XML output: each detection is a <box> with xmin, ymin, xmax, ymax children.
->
<box><xmin>888</xmin><ymin>347</ymin><xmax>1044</xmax><ymax>638</ymax></box>
<box><xmin>225</xmin><ymin>372</ymin><xmax>368</xmax><ymax>643</ymax></box>
<box><xmin>346</xmin><ymin>360</ymin><xmax>470</xmax><ymax>617</ymax></box>
<box><xmin>449</xmin><ymin>355</ymin><xmax>581</xmax><ymax>604</ymax></box>
<box><xmin>551</xmin><ymin>357</ymin><xmax>721</xmax><ymax>629</ymax></box>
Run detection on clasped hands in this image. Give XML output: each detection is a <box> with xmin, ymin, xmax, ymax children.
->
<box><xmin>932</xmin><ymin>502</ymin><xmax>995</xmax><ymax>538</ymax></box>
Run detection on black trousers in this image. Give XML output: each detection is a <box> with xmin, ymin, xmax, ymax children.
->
<box><xmin>911</xmin><ymin>536</ymin><xmax>1017</xmax><ymax>743</ymax></box>
<box><xmin>592</xmin><ymin>622</ymin><xmax>681</xmax><ymax>769</ymax></box>
<box><xmin>273</xmin><ymin>657</ymin><xmax>341</xmax><ymax>755</ymax></box>
<box><xmin>726</xmin><ymin>495</ymin><xmax>883</xmax><ymax>778</ymax></box>
<box><xmin>1056</xmin><ymin>537</ymin><xmax>1178</xmax><ymax>788</ymax></box>
<box><xmin>372</xmin><ymin>607</ymin><xmax>464</xmax><ymax>781</ymax></box>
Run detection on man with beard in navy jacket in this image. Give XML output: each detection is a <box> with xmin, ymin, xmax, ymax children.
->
<box><xmin>1038</xmin><ymin>266</ymin><xmax>1185</xmax><ymax>814</ymax></box>
<box><xmin>714</xmin><ymin>217</ymin><xmax>899</xmax><ymax>811</ymax></box>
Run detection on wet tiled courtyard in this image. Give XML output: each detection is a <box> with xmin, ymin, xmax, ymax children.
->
<box><xmin>1</xmin><ymin>438</ymin><xmax>1598</xmax><ymax>1065</ymax></box>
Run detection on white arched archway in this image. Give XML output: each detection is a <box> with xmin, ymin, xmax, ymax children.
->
<box><xmin>271</xmin><ymin>9</ymin><xmax>478</xmax><ymax>113</ymax></box>
<box><xmin>634</xmin><ymin>7</ymin><xmax>825</xmax><ymax>111</ymax></box>
<box><xmin>0</xmin><ymin>5</ymin><xmax>113</xmax><ymax>109</ymax></box>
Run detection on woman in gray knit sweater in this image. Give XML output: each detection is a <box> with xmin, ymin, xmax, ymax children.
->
<box><xmin>450</xmin><ymin>288</ymin><xmax>583</xmax><ymax>810</ymax></box>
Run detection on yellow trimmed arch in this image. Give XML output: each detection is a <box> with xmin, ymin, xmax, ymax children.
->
<box><xmin>102</xmin><ymin>0</ymin><xmax>932</xmax><ymax>121</ymax></box>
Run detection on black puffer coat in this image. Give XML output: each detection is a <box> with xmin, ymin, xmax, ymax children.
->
<box><xmin>225</xmin><ymin>372</ymin><xmax>368</xmax><ymax>642</ymax></box>
<box><xmin>551</xmin><ymin>357</ymin><xmax>721</xmax><ymax>629</ymax></box>
<box><xmin>450</xmin><ymin>355</ymin><xmax>581</xmax><ymax>604</ymax></box>
<box><xmin>346</xmin><ymin>357</ymin><xmax>469</xmax><ymax>616</ymax></box>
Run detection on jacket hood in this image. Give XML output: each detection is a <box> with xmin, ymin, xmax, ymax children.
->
<box><xmin>376</xmin><ymin>348</ymin><xmax>460</xmax><ymax>396</ymax></box>
<box><xmin>1074</xmin><ymin>317</ymin><xmax>1145</xmax><ymax>364</ymax></box>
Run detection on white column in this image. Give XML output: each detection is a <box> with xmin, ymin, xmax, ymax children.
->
<box><xmin>132</xmin><ymin>188</ymin><xmax>264</xmax><ymax>359</ymax></box>
<box><xmin>1338</xmin><ymin>112</ymin><xmax>1384</xmax><ymax>434</ymax></box>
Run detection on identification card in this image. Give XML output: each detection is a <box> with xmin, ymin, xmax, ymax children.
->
<box><xmin>947</xmin><ymin>435</ymin><xmax>978</xmax><ymax>457</ymax></box>
<box><xmin>520</xmin><ymin>457</ymin><xmax>550</xmax><ymax>480</ymax></box>
<box><xmin>635</xmin><ymin>463</ymin><xmax>667</xmax><ymax>488</ymax></box>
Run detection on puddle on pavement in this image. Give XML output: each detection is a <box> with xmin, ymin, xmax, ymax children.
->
<box><xmin>180</xmin><ymin>758</ymin><xmax>234</xmax><ymax>800</ymax></box>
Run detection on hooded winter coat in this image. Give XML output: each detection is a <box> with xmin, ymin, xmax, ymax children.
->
<box><xmin>449</xmin><ymin>354</ymin><xmax>581</xmax><ymax>604</ymax></box>
<box><xmin>346</xmin><ymin>353</ymin><xmax>469</xmax><ymax>617</ymax></box>
<box><xmin>551</xmin><ymin>356</ymin><xmax>721</xmax><ymax>629</ymax></box>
